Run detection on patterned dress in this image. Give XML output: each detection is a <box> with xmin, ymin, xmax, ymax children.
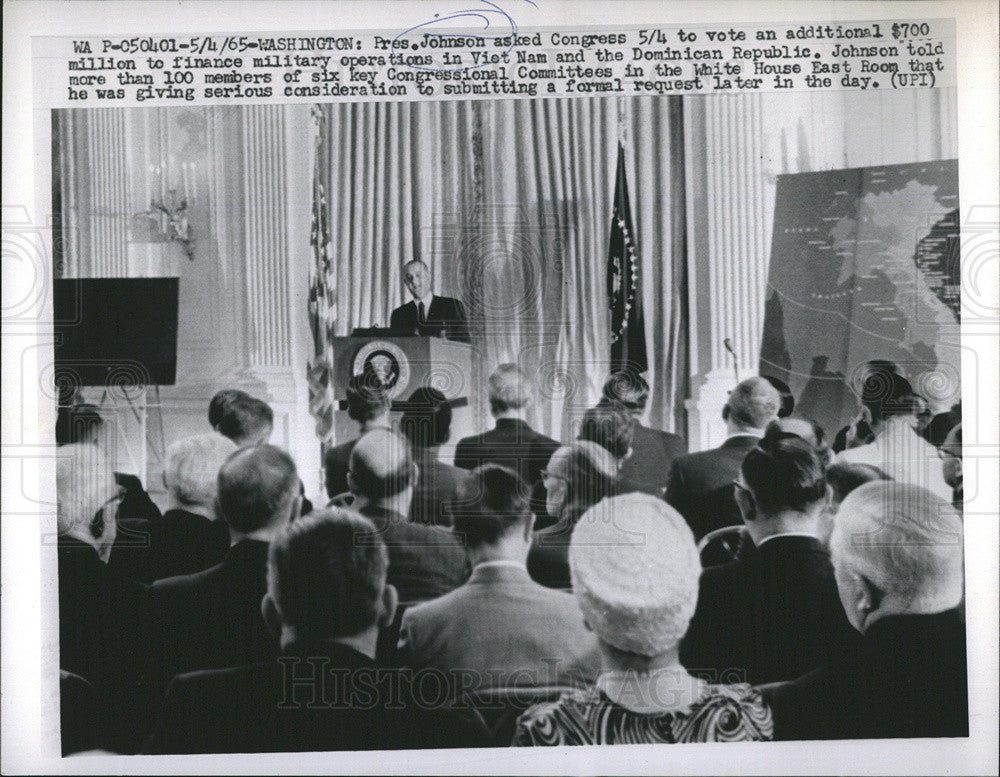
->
<box><xmin>513</xmin><ymin>682</ymin><xmax>773</xmax><ymax>745</ymax></box>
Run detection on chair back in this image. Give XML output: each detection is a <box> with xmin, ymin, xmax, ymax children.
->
<box><xmin>327</xmin><ymin>492</ymin><xmax>354</xmax><ymax>508</ymax></box>
<box><xmin>697</xmin><ymin>525</ymin><xmax>748</xmax><ymax>566</ymax></box>
<box><xmin>467</xmin><ymin>684</ymin><xmax>579</xmax><ymax>744</ymax></box>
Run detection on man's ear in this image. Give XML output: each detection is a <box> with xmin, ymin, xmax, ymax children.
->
<box><xmin>288</xmin><ymin>494</ymin><xmax>302</xmax><ymax>524</ymax></box>
<box><xmin>379</xmin><ymin>583</ymin><xmax>399</xmax><ymax>628</ymax></box>
<box><xmin>261</xmin><ymin>593</ymin><xmax>282</xmax><ymax>640</ymax></box>
<box><xmin>855</xmin><ymin>572</ymin><xmax>882</xmax><ymax>624</ymax></box>
<box><xmin>523</xmin><ymin>512</ymin><xmax>535</xmax><ymax>542</ymax></box>
<box><xmin>734</xmin><ymin>485</ymin><xmax>757</xmax><ymax>524</ymax></box>
<box><xmin>346</xmin><ymin>470</ymin><xmax>357</xmax><ymax>496</ymax></box>
<box><xmin>722</xmin><ymin>403</ymin><xmax>731</xmax><ymax>422</ymax></box>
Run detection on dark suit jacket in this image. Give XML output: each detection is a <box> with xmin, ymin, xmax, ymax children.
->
<box><xmin>398</xmin><ymin>563</ymin><xmax>596</xmax><ymax>684</ymax></box>
<box><xmin>389</xmin><ymin>295</ymin><xmax>470</xmax><ymax>343</ymax></box>
<box><xmin>681</xmin><ymin>535</ymin><xmax>858</xmax><ymax>686</ymax></box>
<box><xmin>763</xmin><ymin>610</ymin><xmax>969</xmax><ymax>740</ymax></box>
<box><xmin>621</xmin><ymin>423</ymin><xmax>686</xmax><ymax>496</ymax></box>
<box><xmin>115</xmin><ymin>472</ymin><xmax>161</xmax><ymax>520</ymax></box>
<box><xmin>665</xmin><ymin>434</ymin><xmax>760</xmax><ymax>541</ymax></box>
<box><xmin>147</xmin><ymin>641</ymin><xmax>491</xmax><ymax>753</ymax></box>
<box><xmin>323</xmin><ymin>437</ymin><xmax>359</xmax><ymax>499</ymax></box>
<box><xmin>109</xmin><ymin>508</ymin><xmax>230</xmax><ymax>583</ymax></box>
<box><xmin>145</xmin><ymin>539</ymin><xmax>277</xmax><ymax>682</ymax></box>
<box><xmin>454</xmin><ymin>418</ymin><xmax>559</xmax><ymax>491</ymax></box>
<box><xmin>356</xmin><ymin>505</ymin><xmax>469</xmax><ymax>603</ymax></box>
<box><xmin>409</xmin><ymin>446</ymin><xmax>469</xmax><ymax>526</ymax></box>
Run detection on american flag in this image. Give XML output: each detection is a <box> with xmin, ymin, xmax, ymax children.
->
<box><xmin>307</xmin><ymin>106</ymin><xmax>336</xmax><ymax>443</ymax></box>
<box><xmin>608</xmin><ymin>142</ymin><xmax>648</xmax><ymax>375</ymax></box>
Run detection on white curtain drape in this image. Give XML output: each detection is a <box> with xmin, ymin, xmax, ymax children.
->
<box><xmin>315</xmin><ymin>96</ymin><xmax>686</xmax><ymax>440</ymax></box>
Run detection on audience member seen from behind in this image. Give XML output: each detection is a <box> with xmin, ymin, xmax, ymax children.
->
<box><xmin>146</xmin><ymin>445</ymin><xmax>301</xmax><ymax>683</ymax></box>
<box><xmin>835</xmin><ymin>372</ymin><xmax>952</xmax><ymax>502</ymax></box>
<box><xmin>762</xmin><ymin>375</ymin><xmax>795</xmax><ymax>419</ymax></box>
<box><xmin>820</xmin><ymin>461</ymin><xmax>890</xmax><ymax>546</ymax></box>
<box><xmin>148</xmin><ymin>509</ymin><xmax>490</xmax><ymax>753</ymax></box>
<box><xmin>216</xmin><ymin>395</ymin><xmax>274</xmax><ymax>449</ymax></box>
<box><xmin>527</xmin><ymin>442</ymin><xmax>619</xmax><ymax>590</ymax></box>
<box><xmin>681</xmin><ymin>425</ymin><xmax>857</xmax><ymax>685</ymax></box>
<box><xmin>599</xmin><ymin>371</ymin><xmax>686</xmax><ymax>496</ymax></box>
<box><xmin>832</xmin><ymin>359</ymin><xmax>900</xmax><ymax>453</ymax></box>
<box><xmin>666</xmin><ymin>376</ymin><xmax>781</xmax><ymax>541</ymax></box>
<box><xmin>515</xmin><ymin>493</ymin><xmax>773</xmax><ymax>745</ymax></box>
<box><xmin>349</xmin><ymin>429</ymin><xmax>468</xmax><ymax>603</ymax></box>
<box><xmin>576</xmin><ymin>403</ymin><xmax>656</xmax><ymax>497</ymax></box>
<box><xmin>208</xmin><ymin>389</ymin><xmax>252</xmax><ymax>431</ymax></box>
<box><xmin>398</xmin><ymin>464</ymin><xmax>597</xmax><ymax>686</ymax></box>
<box><xmin>453</xmin><ymin>363</ymin><xmax>559</xmax><ymax>522</ymax></box>
<box><xmin>324</xmin><ymin>370</ymin><xmax>392</xmax><ymax>500</ymax></box>
<box><xmin>399</xmin><ymin>386</ymin><xmax>469</xmax><ymax>526</ymax></box>
<box><xmin>764</xmin><ymin>482</ymin><xmax>968</xmax><ymax>740</ymax></box>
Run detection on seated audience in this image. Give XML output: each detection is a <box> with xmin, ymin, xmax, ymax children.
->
<box><xmin>399</xmin><ymin>386</ymin><xmax>469</xmax><ymax>526</ymax></box>
<box><xmin>775</xmin><ymin>417</ymin><xmax>830</xmax><ymax>464</ymax></box>
<box><xmin>681</xmin><ymin>425</ymin><xmax>857</xmax><ymax>685</ymax></box>
<box><xmin>762</xmin><ymin>374</ymin><xmax>795</xmax><ymax>419</ymax></box>
<box><xmin>113</xmin><ymin>434</ymin><xmax>237</xmax><ymax>582</ymax></box>
<box><xmin>216</xmin><ymin>394</ymin><xmax>274</xmax><ymax>449</ymax></box>
<box><xmin>324</xmin><ymin>370</ymin><xmax>392</xmax><ymax>500</ymax></box>
<box><xmin>208</xmin><ymin>388</ymin><xmax>252</xmax><ymax>430</ymax></box>
<box><xmin>148</xmin><ymin>509</ymin><xmax>490</xmax><ymax>753</ymax></box>
<box><xmin>577</xmin><ymin>403</ymin><xmax>657</xmax><ymax>496</ymax></box>
<box><xmin>454</xmin><ymin>363</ymin><xmax>558</xmax><ymax>519</ymax></box>
<box><xmin>666</xmin><ymin>376</ymin><xmax>781</xmax><ymax>540</ymax></box>
<box><xmin>527</xmin><ymin>442</ymin><xmax>619</xmax><ymax>590</ymax></box>
<box><xmin>598</xmin><ymin>371</ymin><xmax>686</xmax><ymax>495</ymax></box>
<box><xmin>820</xmin><ymin>461</ymin><xmax>890</xmax><ymax>545</ymax></box>
<box><xmin>398</xmin><ymin>465</ymin><xmax>596</xmax><ymax>685</ymax></box>
<box><xmin>55</xmin><ymin>402</ymin><xmax>160</xmax><ymax>521</ymax></box>
<box><xmin>940</xmin><ymin>423</ymin><xmax>963</xmax><ymax>510</ymax></box>
<box><xmin>349</xmin><ymin>429</ymin><xmax>468</xmax><ymax>602</ymax></box>
<box><xmin>836</xmin><ymin>372</ymin><xmax>952</xmax><ymax>501</ymax></box>
<box><xmin>514</xmin><ymin>494</ymin><xmax>773</xmax><ymax>745</ymax></box>
<box><xmin>146</xmin><ymin>445</ymin><xmax>300</xmax><ymax>681</ymax></box>
<box><xmin>56</xmin><ymin>443</ymin><xmax>144</xmax><ymax>752</ymax></box>
<box><xmin>832</xmin><ymin>359</ymin><xmax>900</xmax><ymax>453</ymax></box>
<box><xmin>763</xmin><ymin>482</ymin><xmax>967</xmax><ymax>739</ymax></box>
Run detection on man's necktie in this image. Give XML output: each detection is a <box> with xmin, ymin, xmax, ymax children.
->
<box><xmin>417</xmin><ymin>301</ymin><xmax>426</xmax><ymax>329</ymax></box>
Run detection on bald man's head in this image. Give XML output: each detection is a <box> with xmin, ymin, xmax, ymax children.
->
<box><xmin>217</xmin><ymin>444</ymin><xmax>299</xmax><ymax>535</ymax></box>
<box><xmin>348</xmin><ymin>429</ymin><xmax>415</xmax><ymax>501</ymax></box>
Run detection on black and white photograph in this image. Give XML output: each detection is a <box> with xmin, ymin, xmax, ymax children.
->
<box><xmin>2</xmin><ymin>1</ymin><xmax>998</xmax><ymax>774</ymax></box>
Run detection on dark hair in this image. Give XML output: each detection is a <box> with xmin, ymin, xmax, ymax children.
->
<box><xmin>209</xmin><ymin>389</ymin><xmax>252</xmax><ymax>429</ymax></box>
<box><xmin>348</xmin><ymin>431</ymin><xmax>414</xmax><ymax>500</ymax></box>
<box><xmin>826</xmin><ymin>462</ymin><xmax>891</xmax><ymax>505</ymax></box>
<box><xmin>217</xmin><ymin>396</ymin><xmax>274</xmax><ymax>445</ymax></box>
<box><xmin>55</xmin><ymin>403</ymin><xmax>103</xmax><ymax>446</ymax></box>
<box><xmin>762</xmin><ymin>375</ymin><xmax>795</xmax><ymax>418</ymax></box>
<box><xmin>601</xmin><ymin>371</ymin><xmax>650</xmax><ymax>412</ymax></box>
<box><xmin>451</xmin><ymin>464</ymin><xmax>530</xmax><ymax>548</ymax></box>
<box><xmin>268</xmin><ymin>509</ymin><xmax>388</xmax><ymax>640</ymax></box>
<box><xmin>399</xmin><ymin>387</ymin><xmax>452</xmax><ymax>448</ymax></box>
<box><xmin>578</xmin><ymin>404</ymin><xmax>635</xmax><ymax>460</ymax></box>
<box><xmin>556</xmin><ymin>444</ymin><xmax>619</xmax><ymax>524</ymax></box>
<box><xmin>346</xmin><ymin>370</ymin><xmax>391</xmax><ymax>423</ymax></box>
<box><xmin>741</xmin><ymin>425</ymin><xmax>828</xmax><ymax>514</ymax></box>
<box><xmin>217</xmin><ymin>445</ymin><xmax>298</xmax><ymax>534</ymax></box>
<box><xmin>861</xmin><ymin>371</ymin><xmax>920</xmax><ymax>423</ymax></box>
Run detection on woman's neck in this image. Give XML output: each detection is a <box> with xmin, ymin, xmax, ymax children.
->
<box><xmin>596</xmin><ymin>642</ymin><xmax>705</xmax><ymax>714</ymax></box>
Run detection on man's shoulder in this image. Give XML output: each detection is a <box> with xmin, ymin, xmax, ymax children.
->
<box><xmin>150</xmin><ymin>558</ymin><xmax>225</xmax><ymax>599</ymax></box>
<box><xmin>325</xmin><ymin>438</ymin><xmax>358</xmax><ymax>463</ymax></box>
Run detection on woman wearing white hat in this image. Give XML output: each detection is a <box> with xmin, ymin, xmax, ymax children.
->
<box><xmin>514</xmin><ymin>493</ymin><xmax>773</xmax><ymax>745</ymax></box>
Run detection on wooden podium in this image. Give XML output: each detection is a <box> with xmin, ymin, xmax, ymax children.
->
<box><xmin>329</xmin><ymin>334</ymin><xmax>482</xmax><ymax>447</ymax></box>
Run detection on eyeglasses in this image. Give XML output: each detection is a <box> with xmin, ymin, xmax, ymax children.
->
<box><xmin>540</xmin><ymin>469</ymin><xmax>566</xmax><ymax>482</ymax></box>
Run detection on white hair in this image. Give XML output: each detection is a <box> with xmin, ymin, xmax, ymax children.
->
<box><xmin>487</xmin><ymin>363</ymin><xmax>532</xmax><ymax>413</ymax></box>
<box><xmin>57</xmin><ymin>443</ymin><xmax>118</xmax><ymax>536</ymax></box>
<box><xmin>164</xmin><ymin>433</ymin><xmax>238</xmax><ymax>508</ymax></box>
<box><xmin>831</xmin><ymin>481</ymin><xmax>964</xmax><ymax>612</ymax></box>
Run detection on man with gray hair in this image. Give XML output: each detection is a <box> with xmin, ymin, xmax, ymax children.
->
<box><xmin>389</xmin><ymin>259</ymin><xmax>470</xmax><ymax>342</ymax></box>
<box><xmin>454</xmin><ymin>363</ymin><xmax>559</xmax><ymax>514</ymax></box>
<box><xmin>764</xmin><ymin>481</ymin><xmax>967</xmax><ymax>740</ymax></box>
<box><xmin>666</xmin><ymin>376</ymin><xmax>782</xmax><ymax>540</ymax></box>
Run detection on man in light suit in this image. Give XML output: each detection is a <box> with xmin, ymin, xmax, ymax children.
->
<box><xmin>389</xmin><ymin>259</ymin><xmax>470</xmax><ymax>343</ymax></box>
<box><xmin>665</xmin><ymin>376</ymin><xmax>781</xmax><ymax>541</ymax></box>
<box><xmin>599</xmin><ymin>371</ymin><xmax>686</xmax><ymax>497</ymax></box>
<box><xmin>397</xmin><ymin>465</ymin><xmax>597</xmax><ymax>686</ymax></box>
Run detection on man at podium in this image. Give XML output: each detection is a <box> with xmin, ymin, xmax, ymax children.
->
<box><xmin>389</xmin><ymin>260</ymin><xmax>470</xmax><ymax>343</ymax></box>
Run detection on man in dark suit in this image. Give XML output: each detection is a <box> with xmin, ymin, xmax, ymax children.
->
<box><xmin>763</xmin><ymin>482</ymin><xmax>968</xmax><ymax>740</ymax></box>
<box><xmin>599</xmin><ymin>371</ymin><xmax>686</xmax><ymax>496</ymax></box>
<box><xmin>389</xmin><ymin>259</ymin><xmax>470</xmax><ymax>342</ymax></box>
<box><xmin>399</xmin><ymin>386</ymin><xmax>469</xmax><ymax>526</ymax></box>
<box><xmin>147</xmin><ymin>509</ymin><xmax>490</xmax><ymax>753</ymax></box>
<box><xmin>145</xmin><ymin>445</ymin><xmax>300</xmax><ymax>684</ymax></box>
<box><xmin>398</xmin><ymin>465</ymin><xmax>597</xmax><ymax>685</ymax></box>
<box><xmin>350</xmin><ymin>429</ymin><xmax>468</xmax><ymax>603</ymax></box>
<box><xmin>323</xmin><ymin>371</ymin><xmax>392</xmax><ymax>500</ymax></box>
<box><xmin>680</xmin><ymin>425</ymin><xmax>857</xmax><ymax>686</ymax></box>
<box><xmin>454</xmin><ymin>363</ymin><xmax>559</xmax><ymax>519</ymax></box>
<box><xmin>665</xmin><ymin>376</ymin><xmax>781</xmax><ymax>541</ymax></box>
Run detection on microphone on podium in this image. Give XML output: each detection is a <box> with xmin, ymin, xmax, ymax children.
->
<box><xmin>723</xmin><ymin>338</ymin><xmax>740</xmax><ymax>384</ymax></box>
